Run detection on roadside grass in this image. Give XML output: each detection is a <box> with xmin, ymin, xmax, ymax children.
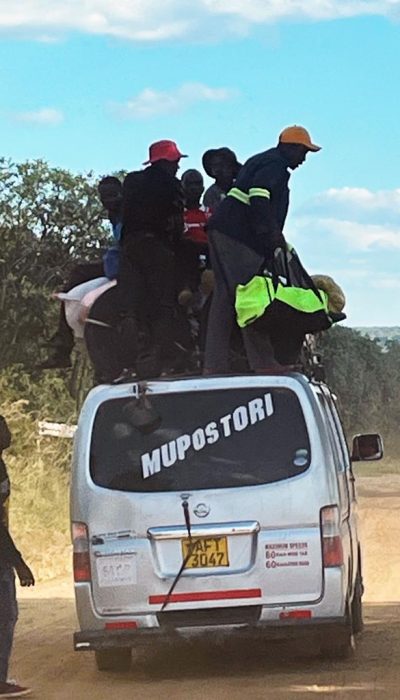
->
<box><xmin>354</xmin><ymin>456</ymin><xmax>400</xmax><ymax>478</ymax></box>
<box><xmin>1</xmin><ymin>373</ymin><xmax>75</xmax><ymax>582</ymax></box>
<box><xmin>8</xmin><ymin>432</ymin><xmax>72</xmax><ymax>582</ymax></box>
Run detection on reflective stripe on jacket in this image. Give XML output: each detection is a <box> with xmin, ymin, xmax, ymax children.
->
<box><xmin>208</xmin><ymin>147</ymin><xmax>290</xmax><ymax>258</ymax></box>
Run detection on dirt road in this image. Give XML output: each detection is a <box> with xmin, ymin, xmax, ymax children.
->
<box><xmin>12</xmin><ymin>476</ymin><xmax>400</xmax><ymax>699</ymax></box>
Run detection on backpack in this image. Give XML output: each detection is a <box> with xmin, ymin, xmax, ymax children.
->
<box><xmin>235</xmin><ymin>246</ymin><xmax>333</xmax><ymax>336</ymax></box>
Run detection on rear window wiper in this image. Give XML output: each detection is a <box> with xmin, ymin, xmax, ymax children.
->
<box><xmin>160</xmin><ymin>497</ymin><xmax>195</xmax><ymax>612</ymax></box>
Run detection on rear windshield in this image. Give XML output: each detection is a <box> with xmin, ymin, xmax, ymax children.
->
<box><xmin>90</xmin><ymin>388</ymin><xmax>311</xmax><ymax>492</ymax></box>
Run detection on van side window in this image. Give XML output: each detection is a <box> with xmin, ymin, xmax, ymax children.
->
<box><xmin>324</xmin><ymin>396</ymin><xmax>351</xmax><ymax>471</ymax></box>
<box><xmin>317</xmin><ymin>393</ymin><xmax>345</xmax><ymax>472</ymax></box>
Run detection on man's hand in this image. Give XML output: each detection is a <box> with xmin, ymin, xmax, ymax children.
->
<box><xmin>16</xmin><ymin>561</ymin><xmax>35</xmax><ymax>587</ymax></box>
<box><xmin>270</xmin><ymin>229</ymin><xmax>286</xmax><ymax>250</ymax></box>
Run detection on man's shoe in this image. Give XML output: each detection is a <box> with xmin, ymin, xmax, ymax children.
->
<box><xmin>0</xmin><ymin>681</ymin><xmax>32</xmax><ymax>697</ymax></box>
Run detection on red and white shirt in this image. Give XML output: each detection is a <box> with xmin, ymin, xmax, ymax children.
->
<box><xmin>183</xmin><ymin>205</ymin><xmax>211</xmax><ymax>245</ymax></box>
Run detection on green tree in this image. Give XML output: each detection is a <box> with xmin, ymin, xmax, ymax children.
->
<box><xmin>0</xmin><ymin>158</ymin><xmax>113</xmax><ymax>369</ymax></box>
<box><xmin>318</xmin><ymin>325</ymin><xmax>400</xmax><ymax>451</ymax></box>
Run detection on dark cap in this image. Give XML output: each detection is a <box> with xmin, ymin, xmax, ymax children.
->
<box><xmin>202</xmin><ymin>147</ymin><xmax>241</xmax><ymax>177</ymax></box>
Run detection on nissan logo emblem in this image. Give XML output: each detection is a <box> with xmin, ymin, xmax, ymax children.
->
<box><xmin>194</xmin><ymin>503</ymin><xmax>210</xmax><ymax>518</ymax></box>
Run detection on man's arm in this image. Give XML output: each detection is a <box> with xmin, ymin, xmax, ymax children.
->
<box><xmin>0</xmin><ymin>505</ymin><xmax>35</xmax><ymax>586</ymax></box>
<box><xmin>248</xmin><ymin>163</ymin><xmax>287</xmax><ymax>258</ymax></box>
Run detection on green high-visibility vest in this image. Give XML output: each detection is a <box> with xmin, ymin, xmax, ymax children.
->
<box><xmin>235</xmin><ymin>275</ymin><xmax>329</xmax><ymax>328</ymax></box>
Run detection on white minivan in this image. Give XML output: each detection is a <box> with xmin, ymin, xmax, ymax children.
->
<box><xmin>71</xmin><ymin>373</ymin><xmax>383</xmax><ymax>671</ymax></box>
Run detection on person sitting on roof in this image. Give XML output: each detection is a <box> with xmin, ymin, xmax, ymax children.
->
<box><xmin>98</xmin><ymin>176</ymin><xmax>123</xmax><ymax>279</ymax></box>
<box><xmin>182</xmin><ymin>169</ymin><xmax>211</xmax><ymax>252</ymax></box>
<box><xmin>202</xmin><ymin>147</ymin><xmax>242</xmax><ymax>213</ymax></box>
<box><xmin>174</xmin><ymin>168</ymin><xmax>213</xmax><ymax>308</ymax></box>
<box><xmin>38</xmin><ymin>177</ymin><xmax>123</xmax><ymax>370</ymax></box>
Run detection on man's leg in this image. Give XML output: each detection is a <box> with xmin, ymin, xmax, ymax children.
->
<box><xmin>204</xmin><ymin>230</ymin><xmax>271</xmax><ymax>374</ymax></box>
<box><xmin>39</xmin><ymin>305</ymin><xmax>74</xmax><ymax>369</ymax></box>
<box><xmin>0</xmin><ymin>568</ymin><xmax>18</xmax><ymax>684</ymax></box>
<box><xmin>242</xmin><ymin>326</ymin><xmax>279</xmax><ymax>372</ymax></box>
<box><xmin>203</xmin><ymin>232</ymin><xmax>235</xmax><ymax>374</ymax></box>
<box><xmin>175</xmin><ymin>239</ymin><xmax>200</xmax><ymax>305</ymax></box>
<box><xmin>139</xmin><ymin>239</ymin><xmax>176</xmax><ymax>355</ymax></box>
<box><xmin>270</xmin><ymin>328</ymin><xmax>305</xmax><ymax>366</ymax></box>
<box><xmin>119</xmin><ymin>236</ymin><xmax>177</xmax><ymax>376</ymax></box>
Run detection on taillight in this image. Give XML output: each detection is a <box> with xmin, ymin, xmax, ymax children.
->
<box><xmin>72</xmin><ymin>522</ymin><xmax>91</xmax><ymax>582</ymax></box>
<box><xmin>105</xmin><ymin>622</ymin><xmax>138</xmax><ymax>630</ymax></box>
<box><xmin>320</xmin><ymin>506</ymin><xmax>344</xmax><ymax>567</ymax></box>
<box><xmin>279</xmin><ymin>610</ymin><xmax>312</xmax><ymax>620</ymax></box>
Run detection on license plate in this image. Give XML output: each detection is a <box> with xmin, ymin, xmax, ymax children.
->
<box><xmin>181</xmin><ymin>536</ymin><xmax>229</xmax><ymax>568</ymax></box>
<box><xmin>96</xmin><ymin>554</ymin><xmax>137</xmax><ymax>588</ymax></box>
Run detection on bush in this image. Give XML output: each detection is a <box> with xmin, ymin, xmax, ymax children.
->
<box><xmin>1</xmin><ymin>368</ymin><xmax>76</xmax><ymax>580</ymax></box>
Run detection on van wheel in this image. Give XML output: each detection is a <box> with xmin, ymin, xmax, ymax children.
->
<box><xmin>95</xmin><ymin>648</ymin><xmax>131</xmax><ymax>672</ymax></box>
<box><xmin>320</xmin><ymin>608</ymin><xmax>355</xmax><ymax>660</ymax></box>
<box><xmin>351</xmin><ymin>568</ymin><xmax>364</xmax><ymax>634</ymax></box>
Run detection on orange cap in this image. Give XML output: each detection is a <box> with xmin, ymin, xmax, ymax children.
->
<box><xmin>279</xmin><ymin>125</ymin><xmax>321</xmax><ymax>152</ymax></box>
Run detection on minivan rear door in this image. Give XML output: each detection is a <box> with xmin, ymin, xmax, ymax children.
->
<box><xmin>88</xmin><ymin>382</ymin><xmax>323</xmax><ymax>613</ymax></box>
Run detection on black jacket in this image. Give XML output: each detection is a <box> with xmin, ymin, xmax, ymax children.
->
<box><xmin>209</xmin><ymin>147</ymin><xmax>290</xmax><ymax>259</ymax></box>
<box><xmin>0</xmin><ymin>502</ymin><xmax>22</xmax><ymax>570</ymax></box>
<box><xmin>121</xmin><ymin>164</ymin><xmax>184</xmax><ymax>246</ymax></box>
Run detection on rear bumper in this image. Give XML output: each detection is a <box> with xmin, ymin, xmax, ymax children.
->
<box><xmin>74</xmin><ymin>617</ymin><xmax>347</xmax><ymax>651</ymax></box>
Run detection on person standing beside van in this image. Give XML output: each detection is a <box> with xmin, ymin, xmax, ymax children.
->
<box><xmin>203</xmin><ymin>126</ymin><xmax>321</xmax><ymax>374</ymax></box>
<box><xmin>0</xmin><ymin>502</ymin><xmax>35</xmax><ymax>698</ymax></box>
<box><xmin>0</xmin><ymin>415</ymin><xmax>35</xmax><ymax>698</ymax></box>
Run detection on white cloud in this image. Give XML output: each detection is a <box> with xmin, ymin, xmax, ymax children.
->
<box><xmin>206</xmin><ymin>0</ymin><xmax>400</xmax><ymax>23</ymax></box>
<box><xmin>13</xmin><ymin>107</ymin><xmax>64</xmax><ymax>125</ymax></box>
<box><xmin>289</xmin><ymin>183</ymin><xmax>400</xmax><ymax>325</ymax></box>
<box><xmin>295</xmin><ymin>186</ymin><xmax>400</xmax><ymax>251</ymax></box>
<box><xmin>301</xmin><ymin>187</ymin><xmax>400</xmax><ymax>226</ymax></box>
<box><xmin>0</xmin><ymin>1</ymin><xmax>398</xmax><ymax>42</ymax></box>
<box><xmin>372</xmin><ymin>276</ymin><xmax>400</xmax><ymax>289</ymax></box>
<box><xmin>112</xmin><ymin>83</ymin><xmax>236</xmax><ymax>119</ymax></box>
<box><xmin>312</xmin><ymin>218</ymin><xmax>400</xmax><ymax>250</ymax></box>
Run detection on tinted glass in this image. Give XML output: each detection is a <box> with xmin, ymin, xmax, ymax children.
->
<box><xmin>90</xmin><ymin>388</ymin><xmax>311</xmax><ymax>492</ymax></box>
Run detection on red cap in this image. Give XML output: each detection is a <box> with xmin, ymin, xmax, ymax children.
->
<box><xmin>143</xmin><ymin>140</ymin><xmax>188</xmax><ymax>165</ymax></box>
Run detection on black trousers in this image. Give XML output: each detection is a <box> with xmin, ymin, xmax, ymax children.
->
<box><xmin>118</xmin><ymin>235</ymin><xmax>177</xmax><ymax>355</ymax></box>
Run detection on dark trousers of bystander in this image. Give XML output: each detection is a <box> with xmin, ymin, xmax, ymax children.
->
<box><xmin>0</xmin><ymin>567</ymin><xmax>18</xmax><ymax>683</ymax></box>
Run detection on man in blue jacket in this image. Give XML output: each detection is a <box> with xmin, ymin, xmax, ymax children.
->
<box><xmin>204</xmin><ymin>125</ymin><xmax>321</xmax><ymax>374</ymax></box>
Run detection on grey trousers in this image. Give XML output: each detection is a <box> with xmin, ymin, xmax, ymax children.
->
<box><xmin>0</xmin><ymin>567</ymin><xmax>18</xmax><ymax>682</ymax></box>
<box><xmin>204</xmin><ymin>230</ymin><xmax>279</xmax><ymax>373</ymax></box>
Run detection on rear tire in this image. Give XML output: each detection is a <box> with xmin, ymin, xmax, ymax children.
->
<box><xmin>351</xmin><ymin>568</ymin><xmax>364</xmax><ymax>634</ymax></box>
<box><xmin>320</xmin><ymin>606</ymin><xmax>355</xmax><ymax>660</ymax></box>
<box><xmin>95</xmin><ymin>648</ymin><xmax>132</xmax><ymax>672</ymax></box>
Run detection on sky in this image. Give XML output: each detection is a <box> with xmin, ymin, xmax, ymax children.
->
<box><xmin>1</xmin><ymin>0</ymin><xmax>400</xmax><ymax>327</ymax></box>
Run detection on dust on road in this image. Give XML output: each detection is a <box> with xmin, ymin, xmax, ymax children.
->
<box><xmin>12</xmin><ymin>476</ymin><xmax>400</xmax><ymax>699</ymax></box>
